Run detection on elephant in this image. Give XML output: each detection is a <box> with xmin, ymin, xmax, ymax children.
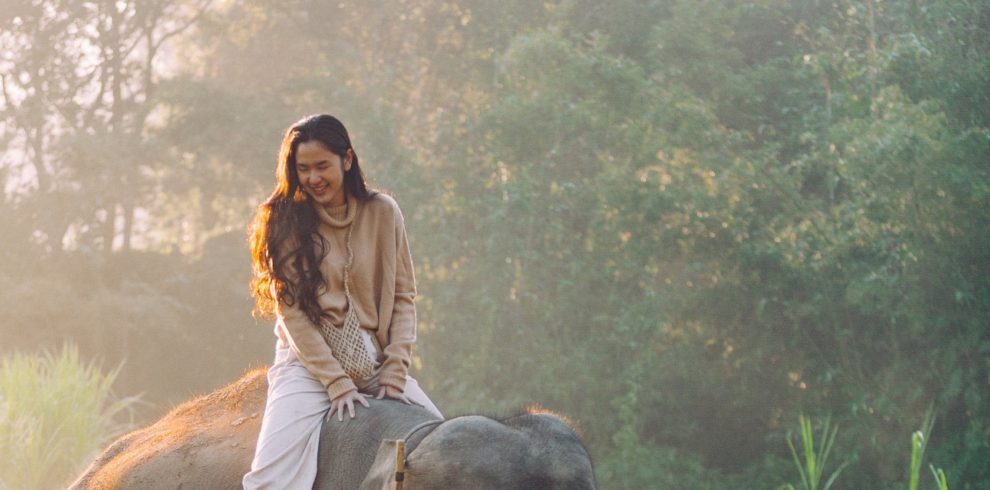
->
<box><xmin>69</xmin><ymin>367</ymin><xmax>596</xmax><ymax>489</ymax></box>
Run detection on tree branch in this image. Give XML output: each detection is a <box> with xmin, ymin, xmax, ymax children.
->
<box><xmin>150</xmin><ymin>0</ymin><xmax>214</xmax><ymax>53</ymax></box>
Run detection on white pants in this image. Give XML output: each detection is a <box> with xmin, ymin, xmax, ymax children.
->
<box><xmin>242</xmin><ymin>341</ymin><xmax>442</xmax><ymax>490</ymax></box>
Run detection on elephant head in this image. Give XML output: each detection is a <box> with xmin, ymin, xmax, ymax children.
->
<box><xmin>358</xmin><ymin>413</ymin><xmax>596</xmax><ymax>489</ymax></box>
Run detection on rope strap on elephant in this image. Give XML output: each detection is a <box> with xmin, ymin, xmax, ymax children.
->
<box><xmin>393</xmin><ymin>419</ymin><xmax>444</xmax><ymax>489</ymax></box>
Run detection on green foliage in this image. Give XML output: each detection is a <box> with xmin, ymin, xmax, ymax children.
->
<box><xmin>784</xmin><ymin>415</ymin><xmax>848</xmax><ymax>490</ymax></box>
<box><xmin>0</xmin><ymin>344</ymin><xmax>138</xmax><ymax>490</ymax></box>
<box><xmin>598</xmin><ymin>437</ymin><xmax>720</xmax><ymax>490</ymax></box>
<box><xmin>911</xmin><ymin>411</ymin><xmax>936</xmax><ymax>490</ymax></box>
<box><xmin>0</xmin><ymin>246</ymin><xmax>268</xmax><ymax>416</ymax></box>
<box><xmin>598</xmin><ymin>379</ymin><xmax>727</xmax><ymax>489</ymax></box>
<box><xmin>911</xmin><ymin>409</ymin><xmax>952</xmax><ymax>490</ymax></box>
<box><xmin>932</xmin><ymin>467</ymin><xmax>950</xmax><ymax>490</ymax></box>
<box><xmin>779</xmin><ymin>411</ymin><xmax>955</xmax><ymax>490</ymax></box>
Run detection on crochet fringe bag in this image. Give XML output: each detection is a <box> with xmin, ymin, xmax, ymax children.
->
<box><xmin>319</xmin><ymin>221</ymin><xmax>377</xmax><ymax>381</ymax></box>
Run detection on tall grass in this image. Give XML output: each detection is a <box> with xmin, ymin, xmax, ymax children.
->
<box><xmin>0</xmin><ymin>344</ymin><xmax>139</xmax><ymax>490</ymax></box>
<box><xmin>909</xmin><ymin>407</ymin><xmax>950</xmax><ymax>490</ymax></box>
<box><xmin>909</xmin><ymin>408</ymin><xmax>936</xmax><ymax>490</ymax></box>
<box><xmin>779</xmin><ymin>414</ymin><xmax>848</xmax><ymax>490</ymax></box>
<box><xmin>781</xmin><ymin>410</ymin><xmax>952</xmax><ymax>490</ymax></box>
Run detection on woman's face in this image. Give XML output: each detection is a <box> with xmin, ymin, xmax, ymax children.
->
<box><xmin>295</xmin><ymin>140</ymin><xmax>351</xmax><ymax>207</ymax></box>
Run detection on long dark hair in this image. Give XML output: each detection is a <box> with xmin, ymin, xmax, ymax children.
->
<box><xmin>249</xmin><ymin>114</ymin><xmax>374</xmax><ymax>322</ymax></box>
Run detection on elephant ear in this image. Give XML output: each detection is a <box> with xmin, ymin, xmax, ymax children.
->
<box><xmin>359</xmin><ymin>439</ymin><xmax>402</xmax><ymax>490</ymax></box>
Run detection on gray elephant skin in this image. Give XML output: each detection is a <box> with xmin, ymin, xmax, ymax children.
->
<box><xmin>68</xmin><ymin>368</ymin><xmax>597</xmax><ymax>489</ymax></box>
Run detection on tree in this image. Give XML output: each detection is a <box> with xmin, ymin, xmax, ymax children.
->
<box><xmin>0</xmin><ymin>0</ymin><xmax>211</xmax><ymax>253</ymax></box>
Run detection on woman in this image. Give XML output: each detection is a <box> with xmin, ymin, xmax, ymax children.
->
<box><xmin>242</xmin><ymin>114</ymin><xmax>442</xmax><ymax>489</ymax></box>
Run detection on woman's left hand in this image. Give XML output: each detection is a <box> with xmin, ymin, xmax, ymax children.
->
<box><xmin>376</xmin><ymin>385</ymin><xmax>412</xmax><ymax>405</ymax></box>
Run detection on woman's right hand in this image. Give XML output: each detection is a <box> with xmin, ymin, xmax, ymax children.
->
<box><xmin>328</xmin><ymin>389</ymin><xmax>370</xmax><ymax>422</ymax></box>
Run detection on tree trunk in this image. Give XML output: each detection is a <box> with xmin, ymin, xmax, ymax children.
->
<box><xmin>103</xmin><ymin>205</ymin><xmax>117</xmax><ymax>253</ymax></box>
<box><xmin>122</xmin><ymin>201</ymin><xmax>134</xmax><ymax>252</ymax></box>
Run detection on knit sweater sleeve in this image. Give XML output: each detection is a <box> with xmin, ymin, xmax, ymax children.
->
<box><xmin>378</xmin><ymin>200</ymin><xmax>417</xmax><ymax>391</ymax></box>
<box><xmin>276</xmin><ymin>299</ymin><xmax>357</xmax><ymax>400</ymax></box>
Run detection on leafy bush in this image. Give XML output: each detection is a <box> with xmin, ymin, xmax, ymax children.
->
<box><xmin>0</xmin><ymin>344</ymin><xmax>138</xmax><ymax>490</ymax></box>
<box><xmin>597</xmin><ymin>435</ymin><xmax>721</xmax><ymax>489</ymax></box>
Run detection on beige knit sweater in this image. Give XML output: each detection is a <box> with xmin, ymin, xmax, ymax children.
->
<box><xmin>273</xmin><ymin>193</ymin><xmax>417</xmax><ymax>400</ymax></box>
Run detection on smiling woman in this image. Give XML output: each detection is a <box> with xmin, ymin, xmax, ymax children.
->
<box><xmin>295</xmin><ymin>140</ymin><xmax>351</xmax><ymax>207</ymax></box>
<box><xmin>243</xmin><ymin>114</ymin><xmax>441</xmax><ymax>489</ymax></box>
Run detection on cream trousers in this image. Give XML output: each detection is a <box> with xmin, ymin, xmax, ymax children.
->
<box><xmin>242</xmin><ymin>340</ymin><xmax>442</xmax><ymax>490</ymax></box>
